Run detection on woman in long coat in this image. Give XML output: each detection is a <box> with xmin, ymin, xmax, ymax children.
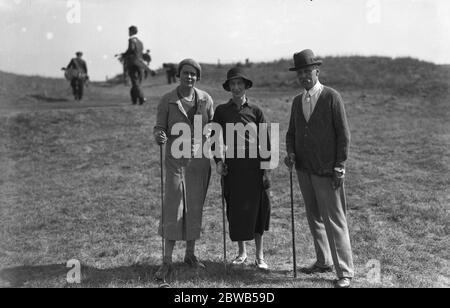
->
<box><xmin>153</xmin><ymin>59</ymin><xmax>214</xmax><ymax>278</ymax></box>
<box><xmin>213</xmin><ymin>67</ymin><xmax>271</xmax><ymax>270</ymax></box>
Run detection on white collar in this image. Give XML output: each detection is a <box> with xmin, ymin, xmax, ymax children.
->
<box><xmin>130</xmin><ymin>35</ymin><xmax>139</xmax><ymax>40</ymax></box>
<box><xmin>303</xmin><ymin>80</ymin><xmax>323</xmax><ymax>97</ymax></box>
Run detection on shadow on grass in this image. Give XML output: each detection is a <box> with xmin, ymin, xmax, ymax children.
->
<box><xmin>28</xmin><ymin>95</ymin><xmax>69</xmax><ymax>103</ymax></box>
<box><xmin>0</xmin><ymin>264</ymin><xmax>68</xmax><ymax>287</ymax></box>
<box><xmin>0</xmin><ymin>263</ymin><xmax>159</xmax><ymax>288</ymax></box>
<box><xmin>0</xmin><ymin>261</ymin><xmax>334</xmax><ymax>288</ymax></box>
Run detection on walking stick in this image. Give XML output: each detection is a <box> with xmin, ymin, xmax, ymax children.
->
<box><xmin>159</xmin><ymin>145</ymin><xmax>170</xmax><ymax>288</ymax></box>
<box><xmin>290</xmin><ymin>169</ymin><xmax>297</xmax><ymax>278</ymax></box>
<box><xmin>221</xmin><ymin>176</ymin><xmax>227</xmax><ymax>272</ymax></box>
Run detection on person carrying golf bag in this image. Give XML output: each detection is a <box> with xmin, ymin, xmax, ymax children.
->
<box><xmin>64</xmin><ymin>51</ymin><xmax>89</xmax><ymax>101</ymax></box>
<box><xmin>153</xmin><ymin>59</ymin><xmax>214</xmax><ymax>281</ymax></box>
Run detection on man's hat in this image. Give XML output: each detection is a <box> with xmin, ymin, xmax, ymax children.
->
<box><xmin>288</xmin><ymin>49</ymin><xmax>322</xmax><ymax>71</ymax></box>
<box><xmin>76</xmin><ymin>51</ymin><xmax>83</xmax><ymax>56</ymax></box>
<box><xmin>222</xmin><ymin>66</ymin><xmax>253</xmax><ymax>91</ymax></box>
<box><xmin>177</xmin><ymin>58</ymin><xmax>202</xmax><ymax>80</ymax></box>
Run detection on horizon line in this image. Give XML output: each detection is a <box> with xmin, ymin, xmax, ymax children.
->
<box><xmin>1</xmin><ymin>53</ymin><xmax>448</xmax><ymax>82</ymax></box>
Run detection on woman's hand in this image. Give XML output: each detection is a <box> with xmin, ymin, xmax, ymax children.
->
<box><xmin>154</xmin><ymin>130</ymin><xmax>167</xmax><ymax>145</ymax></box>
<box><xmin>284</xmin><ymin>153</ymin><xmax>296</xmax><ymax>170</ymax></box>
<box><xmin>216</xmin><ymin>161</ymin><xmax>228</xmax><ymax>176</ymax></box>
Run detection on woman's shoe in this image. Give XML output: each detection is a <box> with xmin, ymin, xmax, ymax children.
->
<box><xmin>255</xmin><ymin>258</ymin><xmax>269</xmax><ymax>271</ymax></box>
<box><xmin>155</xmin><ymin>262</ymin><xmax>172</xmax><ymax>281</ymax></box>
<box><xmin>231</xmin><ymin>255</ymin><xmax>248</xmax><ymax>265</ymax></box>
<box><xmin>184</xmin><ymin>254</ymin><xmax>206</xmax><ymax>269</ymax></box>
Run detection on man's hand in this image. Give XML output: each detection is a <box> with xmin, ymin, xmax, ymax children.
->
<box><xmin>284</xmin><ymin>153</ymin><xmax>296</xmax><ymax>170</ymax></box>
<box><xmin>332</xmin><ymin>170</ymin><xmax>345</xmax><ymax>189</ymax></box>
<box><xmin>154</xmin><ymin>130</ymin><xmax>167</xmax><ymax>145</ymax></box>
<box><xmin>216</xmin><ymin>161</ymin><xmax>228</xmax><ymax>176</ymax></box>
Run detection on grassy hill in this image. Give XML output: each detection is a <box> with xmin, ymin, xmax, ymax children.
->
<box><xmin>2</xmin><ymin>56</ymin><xmax>449</xmax><ymax>105</ymax></box>
<box><xmin>202</xmin><ymin>56</ymin><xmax>450</xmax><ymax>96</ymax></box>
<box><xmin>0</xmin><ymin>56</ymin><xmax>449</xmax><ymax>288</ymax></box>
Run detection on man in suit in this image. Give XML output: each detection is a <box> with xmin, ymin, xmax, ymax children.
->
<box><xmin>65</xmin><ymin>51</ymin><xmax>88</xmax><ymax>101</ymax></box>
<box><xmin>122</xmin><ymin>25</ymin><xmax>147</xmax><ymax>105</ymax></box>
<box><xmin>285</xmin><ymin>49</ymin><xmax>354</xmax><ymax>288</ymax></box>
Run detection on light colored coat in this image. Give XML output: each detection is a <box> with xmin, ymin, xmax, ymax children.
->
<box><xmin>154</xmin><ymin>87</ymin><xmax>214</xmax><ymax>241</ymax></box>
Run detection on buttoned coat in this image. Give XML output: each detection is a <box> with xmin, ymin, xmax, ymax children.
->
<box><xmin>154</xmin><ymin>87</ymin><xmax>214</xmax><ymax>241</ymax></box>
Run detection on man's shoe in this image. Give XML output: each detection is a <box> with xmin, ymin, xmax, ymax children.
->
<box><xmin>334</xmin><ymin>277</ymin><xmax>352</xmax><ymax>289</ymax></box>
<box><xmin>184</xmin><ymin>255</ymin><xmax>206</xmax><ymax>269</ymax></box>
<box><xmin>300</xmin><ymin>263</ymin><xmax>333</xmax><ymax>275</ymax></box>
<box><xmin>139</xmin><ymin>98</ymin><xmax>147</xmax><ymax>105</ymax></box>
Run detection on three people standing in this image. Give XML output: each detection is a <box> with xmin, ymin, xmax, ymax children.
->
<box><xmin>152</xmin><ymin>50</ymin><xmax>354</xmax><ymax>288</ymax></box>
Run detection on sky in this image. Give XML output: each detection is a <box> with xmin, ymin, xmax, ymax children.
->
<box><xmin>0</xmin><ymin>0</ymin><xmax>449</xmax><ymax>81</ymax></box>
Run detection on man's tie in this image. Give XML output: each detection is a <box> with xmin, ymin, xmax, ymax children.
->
<box><xmin>305</xmin><ymin>93</ymin><xmax>312</xmax><ymax>122</ymax></box>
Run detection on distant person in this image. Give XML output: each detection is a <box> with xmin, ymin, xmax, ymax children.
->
<box><xmin>143</xmin><ymin>49</ymin><xmax>152</xmax><ymax>66</ymax></box>
<box><xmin>245</xmin><ymin>58</ymin><xmax>251</xmax><ymax>67</ymax></box>
<box><xmin>284</xmin><ymin>49</ymin><xmax>354</xmax><ymax>288</ymax></box>
<box><xmin>143</xmin><ymin>50</ymin><xmax>155</xmax><ymax>79</ymax></box>
<box><xmin>122</xmin><ymin>25</ymin><xmax>147</xmax><ymax>105</ymax></box>
<box><xmin>162</xmin><ymin>63</ymin><xmax>177</xmax><ymax>84</ymax></box>
<box><xmin>213</xmin><ymin>67</ymin><xmax>272</xmax><ymax>270</ymax></box>
<box><xmin>153</xmin><ymin>59</ymin><xmax>214</xmax><ymax>280</ymax></box>
<box><xmin>63</xmin><ymin>51</ymin><xmax>89</xmax><ymax>101</ymax></box>
<box><xmin>115</xmin><ymin>53</ymin><xmax>129</xmax><ymax>85</ymax></box>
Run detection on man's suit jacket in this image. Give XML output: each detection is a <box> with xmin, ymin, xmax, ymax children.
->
<box><xmin>123</xmin><ymin>37</ymin><xmax>146</xmax><ymax>68</ymax></box>
<box><xmin>286</xmin><ymin>85</ymin><xmax>350</xmax><ymax>176</ymax></box>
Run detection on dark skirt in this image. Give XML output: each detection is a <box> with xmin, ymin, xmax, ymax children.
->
<box><xmin>223</xmin><ymin>158</ymin><xmax>271</xmax><ymax>241</ymax></box>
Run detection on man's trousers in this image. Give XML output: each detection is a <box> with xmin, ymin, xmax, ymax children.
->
<box><xmin>296</xmin><ymin>170</ymin><xmax>354</xmax><ymax>278</ymax></box>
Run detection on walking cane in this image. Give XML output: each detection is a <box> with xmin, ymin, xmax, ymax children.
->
<box><xmin>290</xmin><ymin>169</ymin><xmax>297</xmax><ymax>278</ymax></box>
<box><xmin>159</xmin><ymin>145</ymin><xmax>170</xmax><ymax>288</ymax></box>
<box><xmin>221</xmin><ymin>176</ymin><xmax>227</xmax><ymax>272</ymax></box>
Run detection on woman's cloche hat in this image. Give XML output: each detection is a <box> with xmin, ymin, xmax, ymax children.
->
<box><xmin>223</xmin><ymin>66</ymin><xmax>253</xmax><ymax>91</ymax></box>
<box><xmin>177</xmin><ymin>58</ymin><xmax>202</xmax><ymax>80</ymax></box>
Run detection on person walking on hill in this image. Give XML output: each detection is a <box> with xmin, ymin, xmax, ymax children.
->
<box><xmin>122</xmin><ymin>25</ymin><xmax>147</xmax><ymax>105</ymax></box>
<box><xmin>153</xmin><ymin>58</ymin><xmax>214</xmax><ymax>280</ymax></box>
<box><xmin>143</xmin><ymin>49</ymin><xmax>152</xmax><ymax>66</ymax></box>
<box><xmin>284</xmin><ymin>49</ymin><xmax>354</xmax><ymax>288</ymax></box>
<box><xmin>64</xmin><ymin>51</ymin><xmax>89</xmax><ymax>101</ymax></box>
<box><xmin>143</xmin><ymin>49</ymin><xmax>155</xmax><ymax>79</ymax></box>
<box><xmin>163</xmin><ymin>63</ymin><xmax>177</xmax><ymax>84</ymax></box>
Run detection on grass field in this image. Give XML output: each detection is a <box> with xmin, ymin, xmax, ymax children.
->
<box><xmin>0</xmin><ymin>57</ymin><xmax>449</xmax><ymax>288</ymax></box>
